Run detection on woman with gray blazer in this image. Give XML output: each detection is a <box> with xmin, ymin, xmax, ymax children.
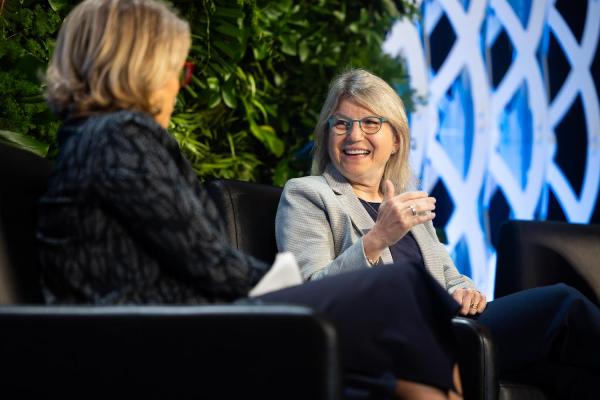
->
<box><xmin>276</xmin><ymin>69</ymin><xmax>600</xmax><ymax>399</ymax></box>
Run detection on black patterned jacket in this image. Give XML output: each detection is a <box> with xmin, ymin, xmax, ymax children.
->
<box><xmin>37</xmin><ymin>110</ymin><xmax>270</xmax><ymax>304</ymax></box>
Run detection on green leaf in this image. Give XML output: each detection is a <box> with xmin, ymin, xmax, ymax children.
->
<box><xmin>214</xmin><ymin>22</ymin><xmax>243</xmax><ymax>40</ymax></box>
<box><xmin>221</xmin><ymin>82</ymin><xmax>237</xmax><ymax>109</ymax></box>
<box><xmin>206</xmin><ymin>77</ymin><xmax>220</xmax><ymax>91</ymax></box>
<box><xmin>214</xmin><ymin>40</ymin><xmax>243</xmax><ymax>61</ymax></box>
<box><xmin>48</xmin><ymin>0</ymin><xmax>69</xmax><ymax>13</ymax></box>
<box><xmin>249</xmin><ymin>123</ymin><xmax>284</xmax><ymax>157</ymax></box>
<box><xmin>247</xmin><ymin>73</ymin><xmax>256</xmax><ymax>98</ymax></box>
<box><xmin>213</xmin><ymin>6</ymin><xmax>245</xmax><ymax>19</ymax></box>
<box><xmin>252</xmin><ymin>43</ymin><xmax>269</xmax><ymax>61</ymax></box>
<box><xmin>298</xmin><ymin>40</ymin><xmax>309</xmax><ymax>62</ymax></box>
<box><xmin>208</xmin><ymin>92</ymin><xmax>222</xmax><ymax>108</ymax></box>
<box><xmin>0</xmin><ymin>130</ymin><xmax>49</xmax><ymax>158</ymax></box>
<box><xmin>333</xmin><ymin>10</ymin><xmax>345</xmax><ymax>21</ymax></box>
<box><xmin>280</xmin><ymin>35</ymin><xmax>297</xmax><ymax>56</ymax></box>
<box><xmin>251</xmin><ymin>98</ymin><xmax>268</xmax><ymax>120</ymax></box>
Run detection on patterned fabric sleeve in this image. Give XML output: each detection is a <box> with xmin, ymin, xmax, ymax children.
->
<box><xmin>92</xmin><ymin>121</ymin><xmax>270</xmax><ymax>299</ymax></box>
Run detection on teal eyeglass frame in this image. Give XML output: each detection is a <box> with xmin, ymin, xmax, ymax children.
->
<box><xmin>327</xmin><ymin>116</ymin><xmax>388</xmax><ymax>135</ymax></box>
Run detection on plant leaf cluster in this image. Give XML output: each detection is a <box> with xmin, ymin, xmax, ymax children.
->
<box><xmin>0</xmin><ymin>0</ymin><xmax>68</xmax><ymax>157</ymax></box>
<box><xmin>1</xmin><ymin>0</ymin><xmax>418</xmax><ymax>185</ymax></box>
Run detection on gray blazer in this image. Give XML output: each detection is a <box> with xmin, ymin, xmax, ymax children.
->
<box><xmin>276</xmin><ymin>164</ymin><xmax>475</xmax><ymax>293</ymax></box>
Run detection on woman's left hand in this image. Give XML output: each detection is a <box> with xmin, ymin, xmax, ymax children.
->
<box><xmin>452</xmin><ymin>288</ymin><xmax>487</xmax><ymax>315</ymax></box>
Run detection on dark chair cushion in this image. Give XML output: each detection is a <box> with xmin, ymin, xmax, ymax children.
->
<box><xmin>0</xmin><ymin>143</ymin><xmax>52</xmax><ymax>303</ymax></box>
<box><xmin>495</xmin><ymin>220</ymin><xmax>600</xmax><ymax>305</ymax></box>
<box><xmin>206</xmin><ymin>180</ymin><xmax>283</xmax><ymax>264</ymax></box>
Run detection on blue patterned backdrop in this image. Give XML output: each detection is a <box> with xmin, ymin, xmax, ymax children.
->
<box><xmin>383</xmin><ymin>0</ymin><xmax>600</xmax><ymax>297</ymax></box>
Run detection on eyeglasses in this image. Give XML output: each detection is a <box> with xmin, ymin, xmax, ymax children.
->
<box><xmin>327</xmin><ymin>116</ymin><xmax>388</xmax><ymax>135</ymax></box>
<box><xmin>179</xmin><ymin>61</ymin><xmax>195</xmax><ymax>88</ymax></box>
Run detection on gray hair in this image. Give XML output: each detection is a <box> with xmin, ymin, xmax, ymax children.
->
<box><xmin>311</xmin><ymin>69</ymin><xmax>414</xmax><ymax>193</ymax></box>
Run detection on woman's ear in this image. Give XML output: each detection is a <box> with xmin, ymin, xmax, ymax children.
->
<box><xmin>392</xmin><ymin>133</ymin><xmax>401</xmax><ymax>154</ymax></box>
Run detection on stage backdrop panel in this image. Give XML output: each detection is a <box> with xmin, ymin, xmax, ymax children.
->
<box><xmin>383</xmin><ymin>0</ymin><xmax>600</xmax><ymax>296</ymax></box>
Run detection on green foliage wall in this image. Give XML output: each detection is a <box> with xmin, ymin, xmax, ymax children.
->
<box><xmin>0</xmin><ymin>0</ymin><xmax>417</xmax><ymax>185</ymax></box>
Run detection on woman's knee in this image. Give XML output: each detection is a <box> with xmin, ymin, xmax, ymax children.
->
<box><xmin>547</xmin><ymin>283</ymin><xmax>587</xmax><ymax>304</ymax></box>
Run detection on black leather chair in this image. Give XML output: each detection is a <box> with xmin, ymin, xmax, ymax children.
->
<box><xmin>494</xmin><ymin>219</ymin><xmax>600</xmax><ymax>400</ymax></box>
<box><xmin>206</xmin><ymin>179</ymin><xmax>282</xmax><ymax>265</ymax></box>
<box><xmin>0</xmin><ymin>141</ymin><xmax>51</xmax><ymax>303</ymax></box>
<box><xmin>496</xmin><ymin>219</ymin><xmax>600</xmax><ymax>306</ymax></box>
<box><xmin>0</xmin><ymin>304</ymin><xmax>339</xmax><ymax>399</ymax></box>
<box><xmin>206</xmin><ymin>179</ymin><xmax>500</xmax><ymax>400</ymax></box>
<box><xmin>0</xmin><ymin>142</ymin><xmax>340</xmax><ymax>399</ymax></box>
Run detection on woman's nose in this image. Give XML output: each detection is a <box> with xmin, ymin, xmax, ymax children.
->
<box><xmin>346</xmin><ymin>122</ymin><xmax>363</xmax><ymax>141</ymax></box>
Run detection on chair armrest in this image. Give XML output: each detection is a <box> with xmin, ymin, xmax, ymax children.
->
<box><xmin>452</xmin><ymin>316</ymin><xmax>498</xmax><ymax>400</ymax></box>
<box><xmin>0</xmin><ymin>304</ymin><xmax>340</xmax><ymax>400</ymax></box>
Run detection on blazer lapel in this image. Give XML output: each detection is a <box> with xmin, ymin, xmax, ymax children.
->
<box><xmin>322</xmin><ymin>164</ymin><xmax>393</xmax><ymax>264</ymax></box>
<box><xmin>410</xmin><ymin>224</ymin><xmax>442</xmax><ymax>278</ymax></box>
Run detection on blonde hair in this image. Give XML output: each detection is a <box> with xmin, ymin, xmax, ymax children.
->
<box><xmin>311</xmin><ymin>69</ymin><xmax>414</xmax><ymax>192</ymax></box>
<box><xmin>45</xmin><ymin>0</ymin><xmax>190</xmax><ymax>118</ymax></box>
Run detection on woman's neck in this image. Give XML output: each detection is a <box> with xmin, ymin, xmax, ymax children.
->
<box><xmin>351</xmin><ymin>183</ymin><xmax>382</xmax><ymax>203</ymax></box>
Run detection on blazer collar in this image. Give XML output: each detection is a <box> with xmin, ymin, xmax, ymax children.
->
<box><xmin>323</xmin><ymin>164</ymin><xmax>373</xmax><ymax>231</ymax></box>
<box><xmin>322</xmin><ymin>164</ymin><xmax>393</xmax><ymax>263</ymax></box>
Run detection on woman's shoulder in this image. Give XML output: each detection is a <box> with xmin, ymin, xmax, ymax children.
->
<box><xmin>58</xmin><ymin>110</ymin><xmax>160</xmax><ymax>146</ymax></box>
<box><xmin>75</xmin><ymin>110</ymin><xmax>177</xmax><ymax>158</ymax></box>
<box><xmin>282</xmin><ymin>175</ymin><xmax>333</xmax><ymax>197</ymax></box>
<box><xmin>89</xmin><ymin>110</ymin><xmax>164</xmax><ymax>139</ymax></box>
<box><xmin>56</xmin><ymin>110</ymin><xmax>179</xmax><ymax>176</ymax></box>
<box><xmin>284</xmin><ymin>175</ymin><xmax>328</xmax><ymax>189</ymax></box>
<box><xmin>280</xmin><ymin>175</ymin><xmax>343</xmax><ymax>213</ymax></box>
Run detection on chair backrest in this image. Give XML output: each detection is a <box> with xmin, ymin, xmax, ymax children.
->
<box><xmin>0</xmin><ymin>142</ymin><xmax>52</xmax><ymax>303</ymax></box>
<box><xmin>206</xmin><ymin>179</ymin><xmax>282</xmax><ymax>264</ymax></box>
<box><xmin>495</xmin><ymin>220</ymin><xmax>600</xmax><ymax>305</ymax></box>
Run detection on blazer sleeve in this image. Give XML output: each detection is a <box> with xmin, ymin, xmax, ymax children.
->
<box><xmin>93</xmin><ymin>122</ymin><xmax>270</xmax><ymax>300</ymax></box>
<box><xmin>423</xmin><ymin>221</ymin><xmax>476</xmax><ymax>293</ymax></box>
<box><xmin>276</xmin><ymin>178</ymin><xmax>370</xmax><ymax>281</ymax></box>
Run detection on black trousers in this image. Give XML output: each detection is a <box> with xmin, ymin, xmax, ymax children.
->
<box><xmin>257</xmin><ymin>262</ymin><xmax>460</xmax><ymax>392</ymax></box>
<box><xmin>476</xmin><ymin>283</ymin><xmax>600</xmax><ymax>399</ymax></box>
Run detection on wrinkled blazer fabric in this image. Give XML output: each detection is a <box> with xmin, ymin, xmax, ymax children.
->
<box><xmin>276</xmin><ymin>164</ymin><xmax>475</xmax><ymax>293</ymax></box>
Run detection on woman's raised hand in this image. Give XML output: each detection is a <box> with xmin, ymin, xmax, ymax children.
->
<box><xmin>363</xmin><ymin>180</ymin><xmax>436</xmax><ymax>260</ymax></box>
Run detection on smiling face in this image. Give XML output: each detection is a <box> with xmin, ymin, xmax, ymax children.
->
<box><xmin>328</xmin><ymin>97</ymin><xmax>399</xmax><ymax>193</ymax></box>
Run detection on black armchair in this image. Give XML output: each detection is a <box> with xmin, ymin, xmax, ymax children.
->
<box><xmin>209</xmin><ymin>180</ymin><xmax>600</xmax><ymax>400</ymax></box>
<box><xmin>496</xmin><ymin>219</ymin><xmax>600</xmax><ymax>306</ymax></box>
<box><xmin>0</xmin><ymin>304</ymin><xmax>339</xmax><ymax>399</ymax></box>
<box><xmin>493</xmin><ymin>219</ymin><xmax>600</xmax><ymax>399</ymax></box>
<box><xmin>206</xmin><ymin>179</ymin><xmax>501</xmax><ymax>400</ymax></box>
<box><xmin>0</xmin><ymin>141</ymin><xmax>51</xmax><ymax>303</ymax></box>
<box><xmin>0</xmin><ymin>142</ymin><xmax>340</xmax><ymax>399</ymax></box>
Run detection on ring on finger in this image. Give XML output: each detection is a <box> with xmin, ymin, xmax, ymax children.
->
<box><xmin>409</xmin><ymin>204</ymin><xmax>417</xmax><ymax>216</ymax></box>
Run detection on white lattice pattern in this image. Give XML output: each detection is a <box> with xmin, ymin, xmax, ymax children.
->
<box><xmin>383</xmin><ymin>0</ymin><xmax>600</xmax><ymax>296</ymax></box>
